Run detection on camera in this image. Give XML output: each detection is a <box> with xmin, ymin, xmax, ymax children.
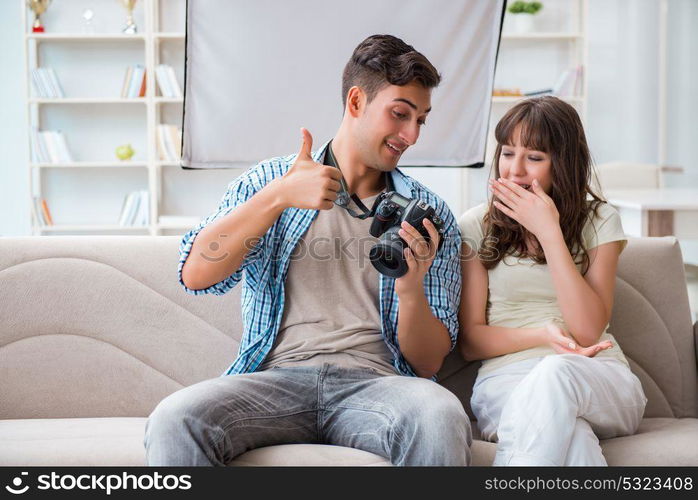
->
<box><xmin>369</xmin><ymin>191</ymin><xmax>445</xmax><ymax>278</ymax></box>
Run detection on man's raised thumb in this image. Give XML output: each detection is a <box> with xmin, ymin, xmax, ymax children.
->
<box><xmin>298</xmin><ymin>127</ymin><xmax>313</xmax><ymax>160</ymax></box>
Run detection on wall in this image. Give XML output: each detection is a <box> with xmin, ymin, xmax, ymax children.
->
<box><xmin>1</xmin><ymin>1</ymin><xmax>696</xmax><ymax>242</ymax></box>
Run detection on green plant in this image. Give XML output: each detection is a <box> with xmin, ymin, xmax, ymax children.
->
<box><xmin>508</xmin><ymin>1</ymin><xmax>543</xmax><ymax>14</ymax></box>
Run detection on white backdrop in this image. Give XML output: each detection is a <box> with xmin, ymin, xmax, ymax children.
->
<box><xmin>182</xmin><ymin>0</ymin><xmax>504</xmax><ymax>169</ymax></box>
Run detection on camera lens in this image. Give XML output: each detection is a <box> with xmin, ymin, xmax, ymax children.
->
<box><xmin>369</xmin><ymin>227</ymin><xmax>408</xmax><ymax>278</ymax></box>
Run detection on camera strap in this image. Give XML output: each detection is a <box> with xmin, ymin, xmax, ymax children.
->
<box><xmin>324</xmin><ymin>140</ymin><xmax>394</xmax><ymax>220</ymax></box>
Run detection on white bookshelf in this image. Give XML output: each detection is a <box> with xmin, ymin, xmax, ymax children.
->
<box><xmin>27</xmin><ymin>33</ymin><xmax>147</xmax><ymax>42</ymax></box>
<box><xmin>494</xmin><ymin>0</ymin><xmax>588</xmax><ymax>118</ymax></box>
<box><xmin>22</xmin><ymin>0</ymin><xmax>232</xmax><ymax>237</ymax></box>
<box><xmin>464</xmin><ymin>0</ymin><xmax>589</xmax><ymax>210</ymax></box>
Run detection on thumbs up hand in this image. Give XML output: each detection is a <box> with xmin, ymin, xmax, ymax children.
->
<box><xmin>276</xmin><ymin>128</ymin><xmax>344</xmax><ymax>211</ymax></box>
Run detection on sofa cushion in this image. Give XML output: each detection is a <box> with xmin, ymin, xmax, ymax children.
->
<box><xmin>471</xmin><ymin>418</ymin><xmax>698</xmax><ymax>466</ymax></box>
<box><xmin>2</xmin><ymin>417</ymin><xmax>695</xmax><ymax>466</ymax></box>
<box><xmin>601</xmin><ymin>418</ymin><xmax>698</xmax><ymax>466</ymax></box>
<box><xmin>229</xmin><ymin>444</ymin><xmax>391</xmax><ymax>466</ymax></box>
<box><xmin>0</xmin><ymin>418</ymin><xmax>148</xmax><ymax>466</ymax></box>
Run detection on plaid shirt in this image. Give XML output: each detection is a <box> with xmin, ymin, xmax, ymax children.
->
<box><xmin>178</xmin><ymin>141</ymin><xmax>462</xmax><ymax>378</ymax></box>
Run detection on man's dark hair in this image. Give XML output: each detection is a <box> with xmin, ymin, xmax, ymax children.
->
<box><xmin>341</xmin><ymin>34</ymin><xmax>441</xmax><ymax>108</ymax></box>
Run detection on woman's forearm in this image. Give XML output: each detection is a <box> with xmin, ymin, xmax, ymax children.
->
<box><xmin>459</xmin><ymin>324</ymin><xmax>547</xmax><ymax>361</ymax></box>
<box><xmin>538</xmin><ymin>230</ymin><xmax>609</xmax><ymax>346</ymax></box>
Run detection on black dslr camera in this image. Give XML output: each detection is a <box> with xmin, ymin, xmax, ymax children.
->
<box><xmin>369</xmin><ymin>191</ymin><xmax>445</xmax><ymax>278</ymax></box>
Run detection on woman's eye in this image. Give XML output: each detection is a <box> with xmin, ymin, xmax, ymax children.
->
<box><xmin>393</xmin><ymin>111</ymin><xmax>407</xmax><ymax>119</ymax></box>
<box><xmin>501</xmin><ymin>152</ymin><xmax>513</xmax><ymax>157</ymax></box>
<box><xmin>528</xmin><ymin>156</ymin><xmax>542</xmax><ymax>162</ymax></box>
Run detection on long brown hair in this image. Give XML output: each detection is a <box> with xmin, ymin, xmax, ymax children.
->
<box><xmin>480</xmin><ymin>96</ymin><xmax>604</xmax><ymax>274</ymax></box>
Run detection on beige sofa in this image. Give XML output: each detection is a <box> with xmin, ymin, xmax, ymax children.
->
<box><xmin>0</xmin><ymin>235</ymin><xmax>696</xmax><ymax>466</ymax></box>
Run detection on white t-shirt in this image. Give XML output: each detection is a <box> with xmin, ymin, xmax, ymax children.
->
<box><xmin>458</xmin><ymin>202</ymin><xmax>630</xmax><ymax>377</ymax></box>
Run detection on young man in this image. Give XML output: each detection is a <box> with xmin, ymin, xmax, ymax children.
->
<box><xmin>144</xmin><ymin>34</ymin><xmax>470</xmax><ymax>466</ymax></box>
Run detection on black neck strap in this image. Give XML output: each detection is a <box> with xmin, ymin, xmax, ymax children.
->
<box><xmin>324</xmin><ymin>140</ymin><xmax>394</xmax><ymax>220</ymax></box>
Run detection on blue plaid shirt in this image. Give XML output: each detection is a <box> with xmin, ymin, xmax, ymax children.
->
<box><xmin>178</xmin><ymin>141</ymin><xmax>462</xmax><ymax>378</ymax></box>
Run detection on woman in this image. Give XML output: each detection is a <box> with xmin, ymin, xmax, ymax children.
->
<box><xmin>458</xmin><ymin>96</ymin><xmax>647</xmax><ymax>466</ymax></box>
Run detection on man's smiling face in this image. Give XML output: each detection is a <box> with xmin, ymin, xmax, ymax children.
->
<box><xmin>353</xmin><ymin>81</ymin><xmax>432</xmax><ymax>172</ymax></box>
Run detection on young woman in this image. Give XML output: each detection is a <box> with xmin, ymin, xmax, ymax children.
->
<box><xmin>458</xmin><ymin>96</ymin><xmax>647</xmax><ymax>466</ymax></box>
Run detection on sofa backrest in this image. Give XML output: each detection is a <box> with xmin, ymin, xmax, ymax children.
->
<box><xmin>0</xmin><ymin>236</ymin><xmax>695</xmax><ymax>420</ymax></box>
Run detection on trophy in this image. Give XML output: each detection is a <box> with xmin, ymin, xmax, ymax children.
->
<box><xmin>26</xmin><ymin>0</ymin><xmax>51</xmax><ymax>33</ymax></box>
<box><xmin>120</xmin><ymin>0</ymin><xmax>138</xmax><ymax>34</ymax></box>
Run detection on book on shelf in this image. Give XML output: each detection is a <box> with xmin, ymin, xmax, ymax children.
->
<box><xmin>30</xmin><ymin>128</ymin><xmax>73</xmax><ymax>164</ymax></box>
<box><xmin>32</xmin><ymin>196</ymin><xmax>54</xmax><ymax>226</ymax></box>
<box><xmin>492</xmin><ymin>88</ymin><xmax>523</xmax><ymax>97</ymax></box>
<box><xmin>156</xmin><ymin>124</ymin><xmax>182</xmax><ymax>161</ymax></box>
<box><xmin>30</xmin><ymin>68</ymin><xmax>65</xmax><ymax>98</ymax></box>
<box><xmin>552</xmin><ymin>65</ymin><xmax>584</xmax><ymax>97</ymax></box>
<box><xmin>524</xmin><ymin>88</ymin><xmax>554</xmax><ymax>96</ymax></box>
<box><xmin>120</xmin><ymin>64</ymin><xmax>146</xmax><ymax>98</ymax></box>
<box><xmin>155</xmin><ymin>64</ymin><xmax>182</xmax><ymax>98</ymax></box>
<box><xmin>119</xmin><ymin>190</ymin><xmax>149</xmax><ymax>227</ymax></box>
<box><xmin>492</xmin><ymin>66</ymin><xmax>584</xmax><ymax>101</ymax></box>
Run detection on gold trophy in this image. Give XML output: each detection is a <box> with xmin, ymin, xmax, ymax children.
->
<box><xmin>120</xmin><ymin>0</ymin><xmax>138</xmax><ymax>34</ymax></box>
<box><xmin>26</xmin><ymin>0</ymin><xmax>51</xmax><ymax>33</ymax></box>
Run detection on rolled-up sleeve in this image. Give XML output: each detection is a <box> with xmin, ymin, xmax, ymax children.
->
<box><xmin>178</xmin><ymin>170</ymin><xmax>266</xmax><ymax>296</ymax></box>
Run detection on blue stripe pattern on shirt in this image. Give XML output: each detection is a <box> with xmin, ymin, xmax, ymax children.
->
<box><xmin>177</xmin><ymin>141</ymin><xmax>462</xmax><ymax>379</ymax></box>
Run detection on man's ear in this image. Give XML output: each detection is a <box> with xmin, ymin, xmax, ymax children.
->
<box><xmin>346</xmin><ymin>86</ymin><xmax>364</xmax><ymax>118</ymax></box>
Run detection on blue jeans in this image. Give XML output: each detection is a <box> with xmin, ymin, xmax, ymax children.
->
<box><xmin>144</xmin><ymin>363</ymin><xmax>472</xmax><ymax>466</ymax></box>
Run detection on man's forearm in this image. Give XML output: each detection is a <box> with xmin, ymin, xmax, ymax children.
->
<box><xmin>181</xmin><ymin>179</ymin><xmax>286</xmax><ymax>290</ymax></box>
<box><xmin>397</xmin><ymin>286</ymin><xmax>452</xmax><ymax>378</ymax></box>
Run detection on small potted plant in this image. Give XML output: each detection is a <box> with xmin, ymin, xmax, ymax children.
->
<box><xmin>505</xmin><ymin>1</ymin><xmax>543</xmax><ymax>33</ymax></box>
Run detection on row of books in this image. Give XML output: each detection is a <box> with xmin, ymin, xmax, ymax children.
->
<box><xmin>30</xmin><ymin>128</ymin><xmax>73</xmax><ymax>164</ymax></box>
<box><xmin>154</xmin><ymin>64</ymin><xmax>183</xmax><ymax>98</ymax></box>
<box><xmin>156</xmin><ymin>124</ymin><xmax>182</xmax><ymax>161</ymax></box>
<box><xmin>121</xmin><ymin>64</ymin><xmax>147</xmax><ymax>98</ymax></box>
<box><xmin>30</xmin><ymin>68</ymin><xmax>65</xmax><ymax>98</ymax></box>
<box><xmin>31</xmin><ymin>64</ymin><xmax>181</xmax><ymax>99</ymax></box>
<box><xmin>120</xmin><ymin>64</ymin><xmax>182</xmax><ymax>98</ymax></box>
<box><xmin>119</xmin><ymin>190</ymin><xmax>150</xmax><ymax>226</ymax></box>
<box><xmin>492</xmin><ymin>66</ymin><xmax>584</xmax><ymax>98</ymax></box>
<box><xmin>31</xmin><ymin>196</ymin><xmax>198</xmax><ymax>228</ymax></box>
<box><xmin>32</xmin><ymin>197</ymin><xmax>54</xmax><ymax>226</ymax></box>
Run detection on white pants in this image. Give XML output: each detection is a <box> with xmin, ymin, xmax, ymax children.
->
<box><xmin>471</xmin><ymin>354</ymin><xmax>647</xmax><ymax>466</ymax></box>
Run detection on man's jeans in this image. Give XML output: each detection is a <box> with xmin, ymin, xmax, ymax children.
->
<box><xmin>144</xmin><ymin>363</ymin><xmax>472</xmax><ymax>466</ymax></box>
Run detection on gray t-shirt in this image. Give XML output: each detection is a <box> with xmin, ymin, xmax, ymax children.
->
<box><xmin>259</xmin><ymin>192</ymin><xmax>396</xmax><ymax>376</ymax></box>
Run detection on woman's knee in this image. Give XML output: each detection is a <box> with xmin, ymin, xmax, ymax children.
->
<box><xmin>529</xmin><ymin>354</ymin><xmax>586</xmax><ymax>383</ymax></box>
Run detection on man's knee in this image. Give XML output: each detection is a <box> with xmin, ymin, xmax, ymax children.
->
<box><xmin>396</xmin><ymin>381</ymin><xmax>471</xmax><ymax>442</ymax></box>
<box><xmin>386</xmin><ymin>380</ymin><xmax>471</xmax><ymax>465</ymax></box>
<box><xmin>144</xmin><ymin>384</ymin><xmax>216</xmax><ymax>445</ymax></box>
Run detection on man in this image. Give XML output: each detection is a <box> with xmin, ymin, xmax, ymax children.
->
<box><xmin>144</xmin><ymin>34</ymin><xmax>470</xmax><ymax>466</ymax></box>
